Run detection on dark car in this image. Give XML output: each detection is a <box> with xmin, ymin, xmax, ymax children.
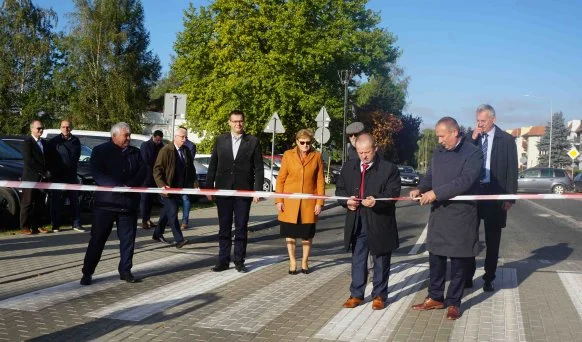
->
<box><xmin>398</xmin><ymin>165</ymin><xmax>420</xmax><ymax>186</ymax></box>
<box><xmin>0</xmin><ymin>135</ymin><xmax>95</xmax><ymax>210</ymax></box>
<box><xmin>573</xmin><ymin>173</ymin><xmax>582</xmax><ymax>192</ymax></box>
<box><xmin>0</xmin><ymin>139</ymin><xmax>24</xmax><ymax>227</ymax></box>
<box><xmin>517</xmin><ymin>167</ymin><xmax>574</xmax><ymax>194</ymax></box>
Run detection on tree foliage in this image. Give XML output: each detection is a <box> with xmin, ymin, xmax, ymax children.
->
<box><xmin>57</xmin><ymin>0</ymin><xmax>160</xmax><ymax>130</ymax></box>
<box><xmin>537</xmin><ymin>111</ymin><xmax>571</xmax><ymax>168</ymax></box>
<box><xmin>370</xmin><ymin>112</ymin><xmax>402</xmax><ymax>154</ymax></box>
<box><xmin>0</xmin><ymin>0</ymin><xmax>58</xmax><ymax>133</ymax></box>
<box><xmin>415</xmin><ymin>128</ymin><xmax>439</xmax><ymax>172</ymax></box>
<box><xmin>173</xmin><ymin>0</ymin><xmax>400</xmax><ymax>151</ymax></box>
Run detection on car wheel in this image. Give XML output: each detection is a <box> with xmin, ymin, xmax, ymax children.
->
<box><xmin>0</xmin><ymin>188</ymin><xmax>20</xmax><ymax>228</ymax></box>
<box><xmin>263</xmin><ymin>179</ymin><xmax>271</xmax><ymax>192</ymax></box>
<box><xmin>552</xmin><ymin>184</ymin><xmax>565</xmax><ymax>194</ymax></box>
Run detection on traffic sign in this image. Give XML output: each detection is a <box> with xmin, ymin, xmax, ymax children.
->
<box><xmin>315</xmin><ymin>106</ymin><xmax>331</xmax><ymax>128</ymax></box>
<box><xmin>567</xmin><ymin>147</ymin><xmax>580</xmax><ymax>160</ymax></box>
<box><xmin>263</xmin><ymin>112</ymin><xmax>285</xmax><ymax>133</ymax></box>
<box><xmin>314</xmin><ymin>127</ymin><xmax>330</xmax><ymax>144</ymax></box>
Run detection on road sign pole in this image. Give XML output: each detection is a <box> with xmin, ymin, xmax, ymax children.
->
<box><xmin>270</xmin><ymin>119</ymin><xmax>276</xmax><ymax>191</ymax></box>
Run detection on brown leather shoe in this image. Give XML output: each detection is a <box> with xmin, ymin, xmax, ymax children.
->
<box><xmin>446</xmin><ymin>305</ymin><xmax>461</xmax><ymax>320</ymax></box>
<box><xmin>21</xmin><ymin>228</ymin><xmax>35</xmax><ymax>235</ymax></box>
<box><xmin>342</xmin><ymin>297</ymin><xmax>364</xmax><ymax>308</ymax></box>
<box><xmin>372</xmin><ymin>296</ymin><xmax>385</xmax><ymax>310</ymax></box>
<box><xmin>180</xmin><ymin>223</ymin><xmax>188</xmax><ymax>230</ymax></box>
<box><xmin>411</xmin><ymin>297</ymin><xmax>445</xmax><ymax>311</ymax></box>
<box><xmin>38</xmin><ymin>227</ymin><xmax>50</xmax><ymax>234</ymax></box>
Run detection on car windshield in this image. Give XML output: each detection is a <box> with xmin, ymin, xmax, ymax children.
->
<box><xmin>0</xmin><ymin>140</ymin><xmax>22</xmax><ymax>160</ymax></box>
<box><xmin>398</xmin><ymin>166</ymin><xmax>414</xmax><ymax>173</ymax></box>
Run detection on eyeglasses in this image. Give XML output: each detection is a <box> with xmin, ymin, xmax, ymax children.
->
<box><xmin>230</xmin><ymin>120</ymin><xmax>244</xmax><ymax>124</ymax></box>
<box><xmin>348</xmin><ymin>133</ymin><xmax>358</xmax><ymax>138</ymax></box>
<box><xmin>35</xmin><ymin>127</ymin><xmax>44</xmax><ymax>130</ymax></box>
<box><xmin>298</xmin><ymin>141</ymin><xmax>311</xmax><ymax>146</ymax></box>
<box><xmin>61</xmin><ymin>126</ymin><xmax>71</xmax><ymax>129</ymax></box>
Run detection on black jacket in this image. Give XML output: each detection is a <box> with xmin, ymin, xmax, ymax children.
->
<box><xmin>335</xmin><ymin>155</ymin><xmax>401</xmax><ymax>255</ymax></box>
<box><xmin>90</xmin><ymin>140</ymin><xmax>146</xmax><ymax>212</ymax></box>
<box><xmin>21</xmin><ymin>135</ymin><xmax>53</xmax><ymax>182</ymax></box>
<box><xmin>49</xmin><ymin>134</ymin><xmax>81</xmax><ymax>182</ymax></box>
<box><xmin>206</xmin><ymin>133</ymin><xmax>264</xmax><ymax>191</ymax></box>
<box><xmin>418</xmin><ymin>137</ymin><xmax>482</xmax><ymax>257</ymax></box>
<box><xmin>140</xmin><ymin>139</ymin><xmax>164</xmax><ymax>186</ymax></box>
<box><xmin>466</xmin><ymin>126</ymin><xmax>518</xmax><ymax>228</ymax></box>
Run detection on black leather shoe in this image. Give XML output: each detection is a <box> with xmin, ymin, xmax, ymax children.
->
<box><xmin>289</xmin><ymin>269</ymin><xmax>298</xmax><ymax>275</ymax></box>
<box><xmin>212</xmin><ymin>263</ymin><xmax>230</xmax><ymax>272</ymax></box>
<box><xmin>301</xmin><ymin>268</ymin><xmax>310</xmax><ymax>274</ymax></box>
<box><xmin>235</xmin><ymin>263</ymin><xmax>248</xmax><ymax>273</ymax></box>
<box><xmin>175</xmin><ymin>239</ymin><xmax>190</xmax><ymax>249</ymax></box>
<box><xmin>483</xmin><ymin>280</ymin><xmax>494</xmax><ymax>292</ymax></box>
<box><xmin>120</xmin><ymin>273</ymin><xmax>142</xmax><ymax>283</ymax></box>
<box><xmin>80</xmin><ymin>274</ymin><xmax>92</xmax><ymax>286</ymax></box>
<box><xmin>152</xmin><ymin>235</ymin><xmax>168</xmax><ymax>243</ymax></box>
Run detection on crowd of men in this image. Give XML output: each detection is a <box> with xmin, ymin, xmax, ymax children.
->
<box><xmin>18</xmin><ymin>104</ymin><xmax>517</xmax><ymax>320</ymax></box>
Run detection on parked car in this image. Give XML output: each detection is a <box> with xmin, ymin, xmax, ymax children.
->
<box><xmin>195</xmin><ymin>154</ymin><xmax>277</xmax><ymax>191</ymax></box>
<box><xmin>398</xmin><ymin>165</ymin><xmax>420</xmax><ymax>186</ymax></box>
<box><xmin>573</xmin><ymin>173</ymin><xmax>582</xmax><ymax>192</ymax></box>
<box><xmin>517</xmin><ymin>167</ymin><xmax>573</xmax><ymax>194</ymax></box>
<box><xmin>0</xmin><ymin>139</ymin><xmax>25</xmax><ymax>227</ymax></box>
<box><xmin>42</xmin><ymin>129</ymin><xmax>207</xmax><ymax>187</ymax></box>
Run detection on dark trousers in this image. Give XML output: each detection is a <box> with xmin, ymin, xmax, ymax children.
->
<box><xmin>82</xmin><ymin>208</ymin><xmax>137</xmax><ymax>276</ymax></box>
<box><xmin>50</xmin><ymin>189</ymin><xmax>81</xmax><ymax>229</ymax></box>
<box><xmin>428</xmin><ymin>253</ymin><xmax>471</xmax><ymax>307</ymax></box>
<box><xmin>154</xmin><ymin>195</ymin><xmax>185</xmax><ymax>242</ymax></box>
<box><xmin>140</xmin><ymin>193</ymin><xmax>158</xmax><ymax>222</ymax></box>
<box><xmin>350</xmin><ymin>214</ymin><xmax>391</xmax><ymax>300</ymax></box>
<box><xmin>216</xmin><ymin>196</ymin><xmax>252</xmax><ymax>265</ymax></box>
<box><xmin>20</xmin><ymin>188</ymin><xmax>47</xmax><ymax>230</ymax></box>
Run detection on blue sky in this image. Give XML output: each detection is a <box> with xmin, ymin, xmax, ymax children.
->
<box><xmin>36</xmin><ymin>0</ymin><xmax>582</xmax><ymax>129</ymax></box>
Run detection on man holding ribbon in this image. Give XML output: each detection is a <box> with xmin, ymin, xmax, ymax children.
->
<box><xmin>466</xmin><ymin>104</ymin><xmax>518</xmax><ymax>292</ymax></box>
<box><xmin>152</xmin><ymin>127</ymin><xmax>196</xmax><ymax>248</ymax></box>
<box><xmin>336</xmin><ymin>133</ymin><xmax>401</xmax><ymax>311</ymax></box>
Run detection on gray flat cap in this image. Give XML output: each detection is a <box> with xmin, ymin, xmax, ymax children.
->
<box><xmin>346</xmin><ymin>121</ymin><xmax>364</xmax><ymax>135</ymax></box>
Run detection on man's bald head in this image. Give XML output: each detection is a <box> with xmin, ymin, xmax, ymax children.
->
<box><xmin>355</xmin><ymin>133</ymin><xmax>377</xmax><ymax>164</ymax></box>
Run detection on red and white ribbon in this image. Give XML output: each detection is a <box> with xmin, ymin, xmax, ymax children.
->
<box><xmin>1</xmin><ymin>181</ymin><xmax>581</xmax><ymax>201</ymax></box>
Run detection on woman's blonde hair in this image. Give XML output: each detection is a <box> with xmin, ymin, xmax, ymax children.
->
<box><xmin>295</xmin><ymin>128</ymin><xmax>314</xmax><ymax>141</ymax></box>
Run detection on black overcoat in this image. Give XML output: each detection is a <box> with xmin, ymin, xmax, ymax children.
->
<box><xmin>335</xmin><ymin>155</ymin><xmax>401</xmax><ymax>255</ymax></box>
<box><xmin>21</xmin><ymin>135</ymin><xmax>53</xmax><ymax>181</ymax></box>
<box><xmin>466</xmin><ymin>126</ymin><xmax>518</xmax><ymax>228</ymax></box>
<box><xmin>418</xmin><ymin>138</ymin><xmax>482</xmax><ymax>257</ymax></box>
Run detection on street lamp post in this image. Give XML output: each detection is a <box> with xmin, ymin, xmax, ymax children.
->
<box><xmin>524</xmin><ymin>95</ymin><xmax>553</xmax><ymax>168</ymax></box>
<box><xmin>338</xmin><ymin>69</ymin><xmax>352</xmax><ymax>165</ymax></box>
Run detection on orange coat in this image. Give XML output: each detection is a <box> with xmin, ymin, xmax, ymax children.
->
<box><xmin>275</xmin><ymin>147</ymin><xmax>325</xmax><ymax>224</ymax></box>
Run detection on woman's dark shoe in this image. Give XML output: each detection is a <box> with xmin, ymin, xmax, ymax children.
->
<box><xmin>301</xmin><ymin>268</ymin><xmax>310</xmax><ymax>274</ymax></box>
<box><xmin>289</xmin><ymin>269</ymin><xmax>298</xmax><ymax>275</ymax></box>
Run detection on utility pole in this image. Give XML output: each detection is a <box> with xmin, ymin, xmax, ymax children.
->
<box><xmin>338</xmin><ymin>69</ymin><xmax>352</xmax><ymax>165</ymax></box>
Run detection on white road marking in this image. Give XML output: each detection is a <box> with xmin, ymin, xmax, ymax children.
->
<box><xmin>314</xmin><ymin>263</ymin><xmax>429</xmax><ymax>341</ymax></box>
<box><xmin>85</xmin><ymin>255</ymin><xmax>284</xmax><ymax>321</ymax></box>
<box><xmin>408</xmin><ymin>223</ymin><xmax>428</xmax><ymax>255</ymax></box>
<box><xmin>451</xmin><ymin>267</ymin><xmax>526</xmax><ymax>342</ymax></box>
<box><xmin>0</xmin><ymin>253</ymin><xmax>204</xmax><ymax>311</ymax></box>
<box><xmin>195</xmin><ymin>261</ymin><xmax>350</xmax><ymax>332</ymax></box>
<box><xmin>557</xmin><ymin>272</ymin><xmax>582</xmax><ymax>320</ymax></box>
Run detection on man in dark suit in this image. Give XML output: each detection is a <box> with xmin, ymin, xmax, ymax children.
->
<box><xmin>205</xmin><ymin>110</ymin><xmax>264</xmax><ymax>273</ymax></box>
<box><xmin>20</xmin><ymin>119</ymin><xmax>53</xmax><ymax>235</ymax></box>
<box><xmin>466</xmin><ymin>104</ymin><xmax>518</xmax><ymax>292</ymax></box>
<box><xmin>152</xmin><ymin>127</ymin><xmax>196</xmax><ymax>248</ymax></box>
<box><xmin>140</xmin><ymin>130</ymin><xmax>164</xmax><ymax>230</ymax></box>
<box><xmin>80</xmin><ymin>122</ymin><xmax>145</xmax><ymax>286</ymax></box>
<box><xmin>336</xmin><ymin>133</ymin><xmax>401</xmax><ymax>310</ymax></box>
<box><xmin>410</xmin><ymin>117</ymin><xmax>482</xmax><ymax>320</ymax></box>
<box><xmin>180</xmin><ymin>136</ymin><xmax>197</xmax><ymax>230</ymax></box>
<box><xmin>49</xmin><ymin>119</ymin><xmax>82</xmax><ymax>232</ymax></box>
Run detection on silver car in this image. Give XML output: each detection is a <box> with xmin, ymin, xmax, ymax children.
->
<box><xmin>517</xmin><ymin>167</ymin><xmax>573</xmax><ymax>194</ymax></box>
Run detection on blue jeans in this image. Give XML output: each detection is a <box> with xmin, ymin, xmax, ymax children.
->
<box><xmin>181</xmin><ymin>194</ymin><xmax>190</xmax><ymax>225</ymax></box>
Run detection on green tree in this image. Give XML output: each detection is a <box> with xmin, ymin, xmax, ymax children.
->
<box><xmin>173</xmin><ymin>0</ymin><xmax>400</xmax><ymax>151</ymax></box>
<box><xmin>537</xmin><ymin>111</ymin><xmax>571</xmax><ymax>168</ymax></box>
<box><xmin>58</xmin><ymin>0</ymin><xmax>160</xmax><ymax>130</ymax></box>
<box><xmin>0</xmin><ymin>0</ymin><xmax>58</xmax><ymax>133</ymax></box>
<box><xmin>394</xmin><ymin>114</ymin><xmax>422</xmax><ymax>166</ymax></box>
<box><xmin>415</xmin><ymin>128</ymin><xmax>439</xmax><ymax>173</ymax></box>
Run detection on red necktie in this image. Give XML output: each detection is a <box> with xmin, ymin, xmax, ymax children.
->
<box><xmin>360</xmin><ymin>163</ymin><xmax>369</xmax><ymax>199</ymax></box>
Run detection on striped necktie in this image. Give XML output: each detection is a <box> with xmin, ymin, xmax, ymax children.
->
<box><xmin>481</xmin><ymin>133</ymin><xmax>488</xmax><ymax>181</ymax></box>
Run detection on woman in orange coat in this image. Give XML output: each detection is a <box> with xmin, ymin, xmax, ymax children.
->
<box><xmin>275</xmin><ymin>129</ymin><xmax>325</xmax><ymax>274</ymax></box>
